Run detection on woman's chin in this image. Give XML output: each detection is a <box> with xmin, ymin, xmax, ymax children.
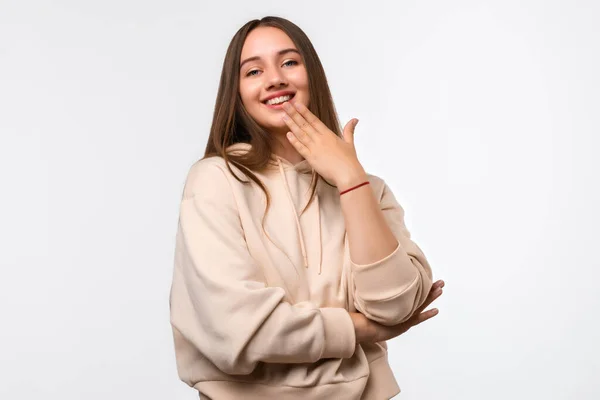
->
<box><xmin>263</xmin><ymin>120</ymin><xmax>289</xmax><ymax>134</ymax></box>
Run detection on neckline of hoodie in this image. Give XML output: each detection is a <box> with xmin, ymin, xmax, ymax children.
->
<box><xmin>224</xmin><ymin>142</ymin><xmax>313</xmax><ymax>174</ymax></box>
<box><xmin>267</xmin><ymin>158</ymin><xmax>313</xmax><ymax>174</ymax></box>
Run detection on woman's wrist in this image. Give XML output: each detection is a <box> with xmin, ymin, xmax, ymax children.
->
<box><xmin>349</xmin><ymin>312</ymin><xmax>373</xmax><ymax>344</ymax></box>
<box><xmin>336</xmin><ymin>168</ymin><xmax>368</xmax><ymax>193</ymax></box>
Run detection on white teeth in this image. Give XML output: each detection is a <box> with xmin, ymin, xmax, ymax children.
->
<box><xmin>266</xmin><ymin>95</ymin><xmax>292</xmax><ymax>105</ymax></box>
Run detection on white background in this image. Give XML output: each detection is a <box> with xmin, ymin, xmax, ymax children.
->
<box><xmin>1</xmin><ymin>0</ymin><xmax>599</xmax><ymax>398</ymax></box>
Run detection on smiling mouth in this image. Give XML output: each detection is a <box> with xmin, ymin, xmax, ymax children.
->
<box><xmin>263</xmin><ymin>93</ymin><xmax>296</xmax><ymax>106</ymax></box>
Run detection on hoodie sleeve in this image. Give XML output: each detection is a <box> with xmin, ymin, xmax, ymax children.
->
<box><xmin>169</xmin><ymin>161</ymin><xmax>356</xmax><ymax>377</ymax></box>
<box><xmin>349</xmin><ymin>178</ymin><xmax>433</xmax><ymax>326</ymax></box>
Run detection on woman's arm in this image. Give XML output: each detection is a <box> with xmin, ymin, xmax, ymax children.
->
<box><xmin>339</xmin><ymin>174</ymin><xmax>434</xmax><ymax>327</ymax></box>
<box><xmin>281</xmin><ymin>101</ymin><xmax>434</xmax><ymax>327</ymax></box>
<box><xmin>170</xmin><ymin>161</ymin><xmax>356</xmax><ymax>376</ymax></box>
<box><xmin>338</xmin><ymin>170</ymin><xmax>398</xmax><ymax>265</ymax></box>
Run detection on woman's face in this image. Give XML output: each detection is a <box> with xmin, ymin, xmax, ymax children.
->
<box><xmin>239</xmin><ymin>26</ymin><xmax>310</xmax><ymax>136</ymax></box>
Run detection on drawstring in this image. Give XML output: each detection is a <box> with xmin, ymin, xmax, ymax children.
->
<box><xmin>278</xmin><ymin>159</ymin><xmax>309</xmax><ymax>269</ymax></box>
<box><xmin>315</xmin><ymin>193</ymin><xmax>322</xmax><ymax>275</ymax></box>
<box><xmin>228</xmin><ymin>143</ymin><xmax>322</xmax><ymax>275</ymax></box>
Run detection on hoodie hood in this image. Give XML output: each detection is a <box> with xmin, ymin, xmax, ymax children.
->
<box><xmin>225</xmin><ymin>142</ymin><xmax>322</xmax><ymax>274</ymax></box>
<box><xmin>225</xmin><ymin>142</ymin><xmax>313</xmax><ymax>174</ymax></box>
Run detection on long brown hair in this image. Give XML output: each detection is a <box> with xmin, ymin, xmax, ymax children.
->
<box><xmin>203</xmin><ymin>16</ymin><xmax>341</xmax><ymax>214</ymax></box>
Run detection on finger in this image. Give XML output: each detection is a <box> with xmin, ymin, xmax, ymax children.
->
<box><xmin>342</xmin><ymin>119</ymin><xmax>359</xmax><ymax>144</ymax></box>
<box><xmin>283</xmin><ymin>102</ymin><xmax>319</xmax><ymax>139</ymax></box>
<box><xmin>282</xmin><ymin>114</ymin><xmax>314</xmax><ymax>147</ymax></box>
<box><xmin>415</xmin><ymin>287</ymin><xmax>443</xmax><ymax>314</ymax></box>
<box><xmin>425</xmin><ymin>281</ymin><xmax>445</xmax><ymax>303</ymax></box>
<box><xmin>423</xmin><ymin>286</ymin><xmax>443</xmax><ymax>307</ymax></box>
<box><xmin>411</xmin><ymin>308</ymin><xmax>439</xmax><ymax>326</ymax></box>
<box><xmin>286</xmin><ymin>131</ymin><xmax>311</xmax><ymax>158</ymax></box>
<box><xmin>290</xmin><ymin>101</ymin><xmax>331</xmax><ymax>135</ymax></box>
<box><xmin>293</xmin><ymin>103</ymin><xmax>330</xmax><ymax>134</ymax></box>
<box><xmin>388</xmin><ymin>308</ymin><xmax>438</xmax><ymax>338</ymax></box>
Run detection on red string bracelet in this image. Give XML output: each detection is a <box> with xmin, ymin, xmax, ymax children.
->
<box><xmin>339</xmin><ymin>181</ymin><xmax>370</xmax><ymax>195</ymax></box>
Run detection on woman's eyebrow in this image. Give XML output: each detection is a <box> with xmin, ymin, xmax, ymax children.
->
<box><xmin>240</xmin><ymin>48</ymin><xmax>300</xmax><ymax>70</ymax></box>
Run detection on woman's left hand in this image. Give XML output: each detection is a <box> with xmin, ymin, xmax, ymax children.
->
<box><xmin>351</xmin><ymin>279</ymin><xmax>445</xmax><ymax>344</ymax></box>
<box><xmin>282</xmin><ymin>101</ymin><xmax>367</xmax><ymax>191</ymax></box>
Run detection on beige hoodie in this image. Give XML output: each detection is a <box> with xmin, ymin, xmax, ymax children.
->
<box><xmin>169</xmin><ymin>142</ymin><xmax>433</xmax><ymax>399</ymax></box>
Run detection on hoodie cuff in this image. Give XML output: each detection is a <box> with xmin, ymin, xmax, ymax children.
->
<box><xmin>320</xmin><ymin>308</ymin><xmax>356</xmax><ymax>359</ymax></box>
<box><xmin>350</xmin><ymin>241</ymin><xmax>402</xmax><ymax>269</ymax></box>
<box><xmin>350</xmin><ymin>242</ymin><xmax>419</xmax><ymax>298</ymax></box>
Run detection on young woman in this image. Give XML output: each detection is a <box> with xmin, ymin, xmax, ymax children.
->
<box><xmin>169</xmin><ymin>16</ymin><xmax>444</xmax><ymax>400</ymax></box>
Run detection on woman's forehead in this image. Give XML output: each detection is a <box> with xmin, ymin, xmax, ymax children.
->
<box><xmin>241</xmin><ymin>27</ymin><xmax>296</xmax><ymax>59</ymax></box>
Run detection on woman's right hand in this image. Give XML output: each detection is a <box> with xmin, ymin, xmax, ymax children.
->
<box><xmin>350</xmin><ymin>280</ymin><xmax>444</xmax><ymax>344</ymax></box>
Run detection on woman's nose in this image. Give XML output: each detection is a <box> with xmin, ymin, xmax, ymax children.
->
<box><xmin>264</xmin><ymin>68</ymin><xmax>288</xmax><ymax>89</ymax></box>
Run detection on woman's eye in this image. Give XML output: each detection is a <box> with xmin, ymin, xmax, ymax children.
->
<box><xmin>245</xmin><ymin>61</ymin><xmax>297</xmax><ymax>77</ymax></box>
